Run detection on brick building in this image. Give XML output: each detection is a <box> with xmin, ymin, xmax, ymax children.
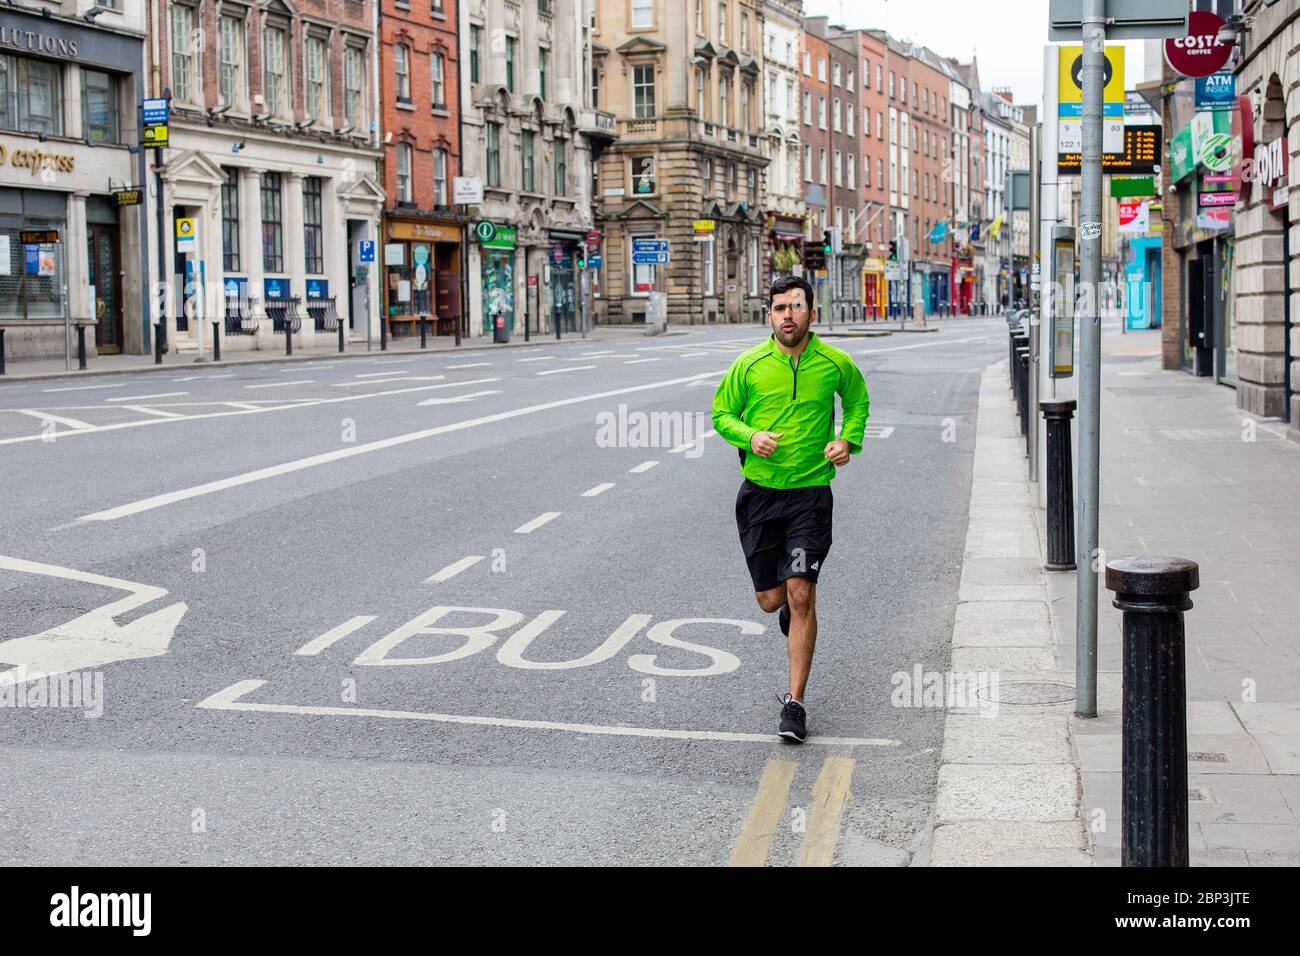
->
<box><xmin>151</xmin><ymin>0</ymin><xmax>385</xmax><ymax>354</ymax></box>
<box><xmin>378</xmin><ymin>0</ymin><xmax>462</xmax><ymax>338</ymax></box>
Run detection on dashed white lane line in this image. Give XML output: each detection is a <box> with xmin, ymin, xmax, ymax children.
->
<box><xmin>514</xmin><ymin>512</ymin><xmax>561</xmax><ymax>533</ymax></box>
<box><xmin>121</xmin><ymin>405</ymin><xmax>186</xmax><ymax>419</ymax></box>
<box><xmin>223</xmin><ymin>402</ymin><xmax>262</xmax><ymax>410</ymax></box>
<box><xmin>537</xmin><ymin>365</ymin><xmax>596</xmax><ymax>375</ymax></box>
<box><xmin>173</xmin><ymin>373</ymin><xmax>236</xmax><ymax>381</ymax></box>
<box><xmin>416</xmin><ymin>389</ymin><xmax>502</xmax><ymax>406</ymax></box>
<box><xmin>76</xmin><ymin>372</ymin><xmax>713</xmax><ymax>520</ymax></box>
<box><xmin>681</xmin><ymin>351</ymin><xmax>709</xmax><ymax>357</ymax></box>
<box><xmin>580</xmin><ymin>350</ymin><xmax>615</xmax><ymax>356</ymax></box>
<box><xmin>426</xmin><ymin>555</ymin><xmax>485</xmax><ymax>583</ymax></box>
<box><xmin>374</xmin><ymin>358</ymin><xmax>416</xmax><ymax>365</ymax></box>
<box><xmin>333</xmin><ymin>375</ymin><xmax>444</xmax><ymax>388</ymax></box>
<box><xmin>625</xmin><ymin>357</ymin><xmax>659</xmax><ymax>364</ymax></box>
<box><xmin>11</xmin><ymin>409</ymin><xmax>95</xmax><ymax>430</ymax></box>
<box><xmin>294</xmin><ymin>616</ymin><xmax>376</xmax><ymax>656</ymax></box>
<box><xmin>857</xmin><ymin>335</ymin><xmax>988</xmax><ymax>355</ymax></box>
<box><xmin>581</xmin><ymin>482</ymin><xmax>615</xmax><ymax>497</ymax></box>
<box><xmin>446</xmin><ymin>362</ymin><xmax>492</xmax><ymax>369</ymax></box>
<box><xmin>629</xmin><ymin>460</ymin><xmax>659</xmax><ymax>473</ymax></box>
<box><xmin>517</xmin><ymin>355</ymin><xmax>555</xmax><ymax>362</ymax></box>
<box><xmin>244</xmin><ymin>380</ymin><xmax>314</xmax><ymax>390</ymax></box>
<box><xmin>105</xmin><ymin>391</ymin><xmax>190</xmax><ymax>402</ymax></box>
<box><xmin>40</xmin><ymin>382</ymin><xmax>128</xmax><ymax>393</ymax></box>
<box><xmin>355</xmin><ymin>370</ymin><xmax>411</xmax><ymax>378</ymax></box>
<box><xmin>197</xmin><ymin>679</ymin><xmax>903</xmax><ymax>747</ymax></box>
<box><xmin>668</xmin><ymin>429</ymin><xmax>717</xmax><ymax>454</ymax></box>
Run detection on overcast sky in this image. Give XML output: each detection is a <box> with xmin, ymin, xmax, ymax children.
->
<box><xmin>801</xmin><ymin>0</ymin><xmax>1151</xmax><ymax>110</ymax></box>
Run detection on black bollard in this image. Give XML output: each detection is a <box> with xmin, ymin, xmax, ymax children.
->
<box><xmin>1015</xmin><ymin>347</ymin><xmax>1029</xmax><ymax>438</ymax></box>
<box><xmin>212</xmin><ymin>321</ymin><xmax>221</xmax><ymax>362</ymax></box>
<box><xmin>1105</xmin><ymin>556</ymin><xmax>1199</xmax><ymax>868</ymax></box>
<box><xmin>0</xmin><ymin>328</ymin><xmax>6</xmax><ymax>375</ymax></box>
<box><xmin>380</xmin><ymin>315</ymin><xmax>388</xmax><ymax>352</ymax></box>
<box><xmin>338</xmin><ymin>316</ymin><xmax>345</xmax><ymax>353</ymax></box>
<box><xmin>1040</xmin><ymin>400</ymin><xmax>1077</xmax><ymax>570</ymax></box>
<box><xmin>420</xmin><ymin>317</ymin><xmax>428</xmax><ymax>349</ymax></box>
<box><xmin>285</xmin><ymin>320</ymin><xmax>293</xmax><ymax>356</ymax></box>
<box><xmin>154</xmin><ymin>323</ymin><xmax>163</xmax><ymax>364</ymax></box>
<box><xmin>77</xmin><ymin>325</ymin><xmax>87</xmax><ymax>370</ymax></box>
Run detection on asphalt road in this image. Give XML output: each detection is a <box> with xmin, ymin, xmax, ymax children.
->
<box><xmin>0</xmin><ymin>317</ymin><xmax>1006</xmax><ymax>865</ymax></box>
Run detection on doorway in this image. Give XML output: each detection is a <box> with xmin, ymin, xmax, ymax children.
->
<box><xmin>87</xmin><ymin>223</ymin><xmax>123</xmax><ymax>353</ymax></box>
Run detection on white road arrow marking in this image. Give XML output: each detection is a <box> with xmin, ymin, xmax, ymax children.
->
<box><xmin>0</xmin><ymin>555</ymin><xmax>187</xmax><ymax>688</ymax></box>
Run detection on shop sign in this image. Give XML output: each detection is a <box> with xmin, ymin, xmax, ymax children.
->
<box><xmin>1164</xmin><ymin>11</ymin><xmax>1232</xmax><ymax>78</ymax></box>
<box><xmin>388</xmin><ymin>221</ymin><xmax>460</xmax><ymax>243</ymax></box>
<box><xmin>20</xmin><ymin>229</ymin><xmax>59</xmax><ymax>245</ymax></box>
<box><xmin>264</xmin><ymin>277</ymin><xmax>290</xmax><ymax>300</ymax></box>
<box><xmin>1191</xmin><ymin>110</ymin><xmax>1232</xmax><ymax>173</ymax></box>
<box><xmin>1198</xmin><ymin>191</ymin><xmax>1236</xmax><ymax>207</ymax></box>
<box><xmin>383</xmin><ymin>243</ymin><xmax>404</xmax><ymax>265</ymax></box>
<box><xmin>1117</xmin><ymin>201</ymin><xmax>1150</xmax><ymax>233</ymax></box>
<box><xmin>1229</xmin><ymin>95</ymin><xmax>1254</xmax><ymax>194</ymax></box>
<box><xmin>0</xmin><ymin>144</ymin><xmax>75</xmax><ymax>176</ymax></box>
<box><xmin>0</xmin><ymin>26</ymin><xmax>79</xmax><ymax>57</ymax></box>
<box><xmin>474</xmin><ymin>221</ymin><xmax>516</xmax><ymax>249</ymax></box>
<box><xmin>1194</xmin><ymin>71</ymin><xmax>1235</xmax><ymax>111</ymax></box>
<box><xmin>113</xmin><ymin>188</ymin><xmax>142</xmax><ymax>207</ymax></box>
<box><xmin>1252</xmin><ymin>135</ymin><xmax>1290</xmax><ymax>213</ymax></box>
<box><xmin>452</xmin><ymin>176</ymin><xmax>483</xmax><ymax>204</ymax></box>
<box><xmin>1195</xmin><ymin>207</ymin><xmax>1230</xmax><ymax>231</ymax></box>
<box><xmin>306</xmin><ymin>279</ymin><xmax>329</xmax><ymax>300</ymax></box>
<box><xmin>175</xmin><ymin>217</ymin><xmax>198</xmax><ymax>253</ymax></box>
<box><xmin>1169</xmin><ymin>123</ymin><xmax>1195</xmax><ymax>182</ymax></box>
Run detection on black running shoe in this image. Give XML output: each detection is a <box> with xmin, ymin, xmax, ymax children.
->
<box><xmin>778</xmin><ymin>602</ymin><xmax>791</xmax><ymax>637</ymax></box>
<box><xmin>777</xmin><ymin>693</ymin><xmax>807</xmax><ymax>743</ymax></box>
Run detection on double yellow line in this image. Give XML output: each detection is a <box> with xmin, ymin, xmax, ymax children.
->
<box><xmin>728</xmin><ymin>757</ymin><xmax>856</xmax><ymax>867</ymax></box>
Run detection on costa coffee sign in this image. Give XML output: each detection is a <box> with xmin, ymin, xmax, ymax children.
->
<box><xmin>1253</xmin><ymin>136</ymin><xmax>1290</xmax><ymax>212</ymax></box>
<box><xmin>1165</xmin><ymin>11</ymin><xmax>1233</xmax><ymax>79</ymax></box>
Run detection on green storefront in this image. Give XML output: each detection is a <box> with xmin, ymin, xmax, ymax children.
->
<box><xmin>475</xmin><ymin>220</ymin><xmax>516</xmax><ymax>335</ymax></box>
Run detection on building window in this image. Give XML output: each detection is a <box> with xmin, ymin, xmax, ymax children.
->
<box><xmin>833</xmin><ymin>98</ymin><xmax>840</xmax><ymax>132</ymax></box>
<box><xmin>786</xmin><ymin>78</ymin><xmax>794</xmax><ymax>118</ymax></box>
<box><xmin>695</xmin><ymin>0</ymin><xmax>703</xmax><ymax>33</ymax></box>
<box><xmin>817</xmin><ymin>57</ymin><xmax>825</xmax><ymax>82</ymax></box>
<box><xmin>554</xmin><ymin>136</ymin><xmax>567</xmax><ymax>196</ymax></box>
<box><xmin>0</xmin><ymin>57</ymin><xmax>61</xmax><ymax>136</ymax></box>
<box><xmin>718</xmin><ymin>3</ymin><xmax>727</xmax><ymax>44</ymax></box>
<box><xmin>888</xmin><ymin>71</ymin><xmax>894</xmax><ymax>97</ymax></box>
<box><xmin>740</xmin><ymin>12</ymin><xmax>748</xmax><ymax>52</ymax></box>
<box><xmin>740</xmin><ymin>83</ymin><xmax>749</xmax><ymax>131</ymax></box>
<box><xmin>219</xmin><ymin>15</ymin><xmax>243</xmax><ymax>109</ymax></box>
<box><xmin>834</xmin><ymin>149</ymin><xmax>841</xmax><ymax>186</ymax></box>
<box><xmin>592</xmin><ymin>67</ymin><xmax>600</xmax><ymax>108</ymax></box>
<box><xmin>506</xmin><ymin>37</ymin><xmax>517</xmax><ymax>91</ymax></box>
<box><xmin>847</xmin><ymin>154</ymin><xmax>855</xmax><ymax>189</ymax></box>
<box><xmin>469</xmin><ymin>26</ymin><xmax>481</xmax><ymax>83</ymax></box>
<box><xmin>538</xmin><ymin>49</ymin><xmax>547</xmax><ymax>100</ymax></box>
<box><xmin>263</xmin><ymin>27</ymin><xmax>287</xmax><ymax>116</ymax></box>
<box><xmin>632</xmin><ymin>0</ymin><xmax>653</xmax><ymax>29</ymax></box>
<box><xmin>802</xmin><ymin>51</ymin><xmax>810</xmax><ymax>76</ymax></box>
<box><xmin>486</xmin><ymin>122</ymin><xmax>501</xmax><ymax>187</ymax></box>
<box><xmin>521</xmin><ymin>130</ymin><xmax>535</xmax><ymax>191</ymax></box>
<box><xmin>395</xmin><ymin>43</ymin><xmax>411</xmax><ymax>102</ymax></box>
<box><xmin>344</xmin><ymin>46</ymin><xmax>364</xmax><ymax>128</ymax></box>
<box><xmin>633</xmin><ymin>64</ymin><xmax>655</xmax><ymax>118</ymax></box>
<box><xmin>702</xmin><ymin>236</ymin><xmax>714</xmax><ymax>295</ymax></box>
<box><xmin>725</xmin><ymin>163</ymin><xmax>736</xmax><ymax>199</ymax></box>
<box><xmin>876</xmin><ymin>111</ymin><xmax>883</xmax><ymax>139</ymax></box>
<box><xmin>748</xmin><ymin>235</ymin><xmax>758</xmax><ymax>295</ymax></box>
<box><xmin>845</xmin><ymin>105</ymin><xmax>853</xmax><ymax>137</ymax></box>
<box><xmin>81</xmin><ymin>69</ymin><xmax>119</xmax><ymax>144</ymax></box>
<box><xmin>817</xmin><ymin>96</ymin><xmax>825</xmax><ymax>130</ymax></box>
<box><xmin>719</xmin><ymin>75</ymin><xmax>729</xmax><ymax>126</ymax></box>
<box><xmin>221</xmin><ymin>168</ymin><xmax>240</xmax><ymax>273</ymax></box>
<box><xmin>803</xmin><ymin>144</ymin><xmax>811</xmax><ymax>182</ymax></box>
<box><xmin>433</xmin><ymin>148</ymin><xmax>448</xmax><ymax>205</ymax></box>
<box><xmin>431</xmin><ymin>52</ymin><xmax>445</xmax><ymax>107</ymax></box>
<box><xmin>746</xmin><ymin>165</ymin><xmax>756</xmax><ymax>203</ymax></box>
<box><xmin>802</xmin><ymin>91</ymin><xmax>810</xmax><ymax>125</ymax></box>
<box><xmin>633</xmin><ymin>231</ymin><xmax>657</xmax><ymax>294</ymax></box>
<box><xmin>303</xmin><ymin>176</ymin><xmax>324</xmax><ymax>274</ymax></box>
<box><xmin>818</xmin><ymin>148</ymin><xmax>825</xmax><ymax>184</ymax></box>
<box><xmin>701</xmin><ymin>156</ymin><xmax>713</xmax><ymax>194</ymax></box>
<box><xmin>832</xmin><ymin>61</ymin><xmax>841</xmax><ymax>87</ymax></box>
<box><xmin>170</xmin><ymin>5</ymin><xmax>196</xmax><ymax>104</ymax></box>
<box><xmin>260</xmin><ymin>173</ymin><xmax>283</xmax><ymax>273</ymax></box>
<box><xmin>305</xmin><ymin>36</ymin><xmax>327</xmax><ymax>124</ymax></box>
<box><xmin>396</xmin><ymin>143</ymin><xmax>412</xmax><ymax>202</ymax></box>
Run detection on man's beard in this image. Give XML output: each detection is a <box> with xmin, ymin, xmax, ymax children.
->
<box><xmin>772</xmin><ymin>322</ymin><xmax>809</xmax><ymax>348</ymax></box>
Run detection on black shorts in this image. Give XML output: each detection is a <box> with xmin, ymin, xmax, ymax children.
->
<box><xmin>734</xmin><ymin>478</ymin><xmax>833</xmax><ymax>592</ymax></box>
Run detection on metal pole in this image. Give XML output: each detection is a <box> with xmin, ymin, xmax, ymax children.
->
<box><xmin>155</xmin><ymin>144</ymin><xmax>167</xmax><ymax>359</ymax></box>
<box><xmin>1028</xmin><ymin>124</ymin><xmax>1041</xmax><ymax>483</ymax></box>
<box><xmin>1075</xmin><ymin>0</ymin><xmax>1105</xmax><ymax>719</ymax></box>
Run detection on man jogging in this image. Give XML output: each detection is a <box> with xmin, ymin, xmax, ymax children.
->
<box><xmin>711</xmin><ymin>275</ymin><xmax>870</xmax><ymax>742</ymax></box>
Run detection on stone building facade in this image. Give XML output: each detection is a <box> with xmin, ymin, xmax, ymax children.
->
<box><xmin>594</xmin><ymin>0</ymin><xmax>769</xmax><ymax>325</ymax></box>
<box><xmin>762</xmin><ymin>0</ymin><xmax>805</xmax><ymax>283</ymax></box>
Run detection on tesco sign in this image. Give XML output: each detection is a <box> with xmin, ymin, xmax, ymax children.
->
<box><xmin>1165</xmin><ymin>11</ymin><xmax>1233</xmax><ymax>78</ymax></box>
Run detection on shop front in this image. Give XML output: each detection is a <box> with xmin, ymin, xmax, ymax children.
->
<box><xmin>547</xmin><ymin>229</ymin><xmax>585</xmax><ymax>333</ymax></box>
<box><xmin>862</xmin><ymin>258</ymin><xmax>885</xmax><ymax>319</ymax></box>
<box><xmin>0</xmin><ymin>9</ymin><xmax>147</xmax><ymax>359</ymax></box>
<box><xmin>383</xmin><ymin>218</ymin><xmax>462</xmax><ymax>337</ymax></box>
<box><xmin>475</xmin><ymin>221</ymin><xmax>517</xmax><ymax>336</ymax></box>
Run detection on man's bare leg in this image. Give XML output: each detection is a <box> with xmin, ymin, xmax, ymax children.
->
<box><xmin>784</xmin><ymin>577</ymin><xmax>817</xmax><ymax>701</ymax></box>
<box><xmin>754</xmin><ymin>584</ymin><xmax>787</xmax><ymax>615</ymax></box>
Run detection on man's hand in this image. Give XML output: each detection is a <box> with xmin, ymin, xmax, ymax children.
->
<box><xmin>823</xmin><ymin>439</ymin><xmax>851</xmax><ymax>466</ymax></box>
<box><xmin>749</xmin><ymin>431</ymin><xmax>784</xmax><ymax>458</ymax></box>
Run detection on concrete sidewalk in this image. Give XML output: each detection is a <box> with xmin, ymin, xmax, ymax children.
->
<box><xmin>1059</xmin><ymin>327</ymin><xmax>1300</xmax><ymax>866</ymax></box>
<box><xmin>932</xmin><ymin>325</ymin><xmax>1299</xmax><ymax>866</ymax></box>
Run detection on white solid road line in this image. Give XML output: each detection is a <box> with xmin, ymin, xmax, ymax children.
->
<box><xmin>581</xmin><ymin>350</ymin><xmax>615</xmax><ymax>356</ymax></box>
<box><xmin>223</xmin><ymin>402</ymin><xmax>262</xmax><ymax>410</ymax></box>
<box><xmin>416</xmin><ymin>389</ymin><xmax>502</xmax><ymax>406</ymax></box>
<box><xmin>105</xmin><ymin>392</ymin><xmax>190</xmax><ymax>402</ymax></box>
<box><xmin>11</xmin><ymin>409</ymin><xmax>95</xmax><ymax>430</ymax></box>
<box><xmin>121</xmin><ymin>405</ymin><xmax>186</xmax><ymax>419</ymax></box>
<box><xmin>446</xmin><ymin>362</ymin><xmax>492</xmax><ymax>369</ymax></box>
<box><xmin>514</xmin><ymin>512</ymin><xmax>561</xmax><ymax>533</ymax></box>
<box><xmin>77</xmin><ymin>372</ymin><xmax>714</xmax><ymax>521</ymax></box>
<box><xmin>197</xmin><ymin>679</ymin><xmax>903</xmax><ymax>747</ymax></box>
<box><xmin>624</xmin><ymin>357</ymin><xmax>659</xmax><ymax>364</ymax></box>
<box><xmin>40</xmin><ymin>382</ymin><xmax>128</xmax><ymax>393</ymax></box>
<box><xmin>354</xmin><ymin>370</ymin><xmax>411</xmax><ymax>378</ymax></box>
<box><xmin>426</xmin><ymin>555</ymin><xmax>485</xmax><ymax>583</ymax></box>
<box><xmin>537</xmin><ymin>365</ymin><xmax>596</xmax><ymax>375</ymax></box>
<box><xmin>294</xmin><ymin>615</ymin><xmax>376</xmax><ymax>656</ymax></box>
<box><xmin>629</xmin><ymin>460</ymin><xmax>659</xmax><ymax>473</ymax></box>
<box><xmin>581</xmin><ymin>482</ymin><xmax>615</xmax><ymax>497</ymax></box>
<box><xmin>245</xmin><ymin>380</ymin><xmax>314</xmax><ymax>389</ymax></box>
<box><xmin>857</xmin><ymin>335</ymin><xmax>988</xmax><ymax>355</ymax></box>
<box><xmin>333</xmin><ymin>375</ymin><xmax>444</xmax><ymax>388</ymax></box>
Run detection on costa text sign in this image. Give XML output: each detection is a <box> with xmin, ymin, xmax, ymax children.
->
<box><xmin>1164</xmin><ymin>11</ymin><xmax>1232</xmax><ymax>78</ymax></box>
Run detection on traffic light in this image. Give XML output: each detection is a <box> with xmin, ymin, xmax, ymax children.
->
<box><xmin>822</xmin><ymin>229</ymin><xmax>832</xmax><ymax>255</ymax></box>
<box><xmin>888</xmin><ymin>240</ymin><xmax>897</xmax><ymax>261</ymax></box>
<box><xmin>575</xmin><ymin>245</ymin><xmax>586</xmax><ymax>268</ymax></box>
